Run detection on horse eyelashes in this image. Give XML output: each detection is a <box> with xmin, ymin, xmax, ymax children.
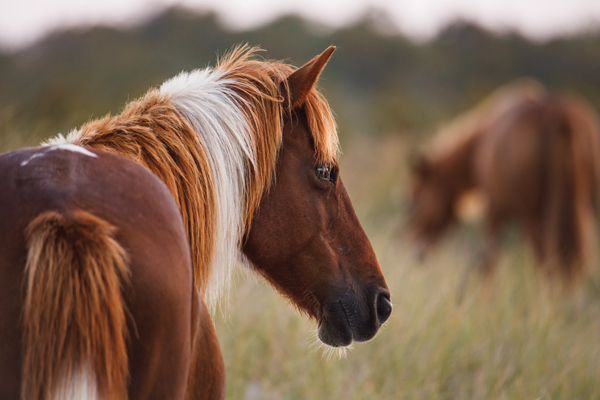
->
<box><xmin>316</xmin><ymin>166</ymin><xmax>337</xmax><ymax>183</ymax></box>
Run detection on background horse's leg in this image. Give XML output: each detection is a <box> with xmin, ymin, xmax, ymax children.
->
<box><xmin>456</xmin><ymin>208</ymin><xmax>503</xmax><ymax>302</ymax></box>
<box><xmin>523</xmin><ymin>216</ymin><xmax>550</xmax><ymax>272</ymax></box>
<box><xmin>185</xmin><ymin>289</ymin><xmax>226</xmax><ymax>400</ymax></box>
<box><xmin>479</xmin><ymin>209</ymin><xmax>504</xmax><ymax>280</ymax></box>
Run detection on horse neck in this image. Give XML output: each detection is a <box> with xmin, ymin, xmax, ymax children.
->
<box><xmin>50</xmin><ymin>82</ymin><xmax>257</xmax><ymax>310</ymax></box>
<box><xmin>433</xmin><ymin>132</ymin><xmax>479</xmax><ymax>201</ymax></box>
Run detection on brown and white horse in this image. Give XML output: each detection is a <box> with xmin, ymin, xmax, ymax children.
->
<box><xmin>408</xmin><ymin>79</ymin><xmax>600</xmax><ymax>282</ymax></box>
<box><xmin>0</xmin><ymin>46</ymin><xmax>391</xmax><ymax>399</ymax></box>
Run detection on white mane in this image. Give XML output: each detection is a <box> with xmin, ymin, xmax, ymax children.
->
<box><xmin>159</xmin><ymin>68</ymin><xmax>256</xmax><ymax>309</ymax></box>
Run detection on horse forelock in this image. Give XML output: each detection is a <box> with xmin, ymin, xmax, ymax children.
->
<box><xmin>214</xmin><ymin>45</ymin><xmax>340</xmax><ymax>226</ymax></box>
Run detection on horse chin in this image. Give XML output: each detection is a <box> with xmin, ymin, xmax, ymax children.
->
<box><xmin>317</xmin><ymin>315</ymin><xmax>354</xmax><ymax>348</ymax></box>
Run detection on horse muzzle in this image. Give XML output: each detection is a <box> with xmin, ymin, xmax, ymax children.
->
<box><xmin>317</xmin><ymin>287</ymin><xmax>392</xmax><ymax>347</ymax></box>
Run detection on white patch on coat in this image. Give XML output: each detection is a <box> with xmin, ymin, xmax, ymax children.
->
<box><xmin>51</xmin><ymin>144</ymin><xmax>97</xmax><ymax>158</ymax></box>
<box><xmin>21</xmin><ymin>143</ymin><xmax>97</xmax><ymax>166</ymax></box>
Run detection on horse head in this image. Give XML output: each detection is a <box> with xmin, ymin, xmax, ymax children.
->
<box><xmin>243</xmin><ymin>48</ymin><xmax>391</xmax><ymax>348</ymax></box>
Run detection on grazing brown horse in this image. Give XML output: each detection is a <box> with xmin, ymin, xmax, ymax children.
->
<box><xmin>409</xmin><ymin>79</ymin><xmax>600</xmax><ymax>282</ymax></box>
<box><xmin>0</xmin><ymin>46</ymin><xmax>391</xmax><ymax>399</ymax></box>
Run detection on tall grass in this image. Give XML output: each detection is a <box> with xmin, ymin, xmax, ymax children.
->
<box><xmin>4</xmin><ymin>114</ymin><xmax>599</xmax><ymax>399</ymax></box>
<box><xmin>214</xmin><ymin>136</ymin><xmax>600</xmax><ymax>399</ymax></box>
<box><xmin>216</xmin><ymin>236</ymin><xmax>600</xmax><ymax>399</ymax></box>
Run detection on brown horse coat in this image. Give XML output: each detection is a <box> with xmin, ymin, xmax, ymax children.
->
<box><xmin>0</xmin><ymin>148</ymin><xmax>198</xmax><ymax>399</ymax></box>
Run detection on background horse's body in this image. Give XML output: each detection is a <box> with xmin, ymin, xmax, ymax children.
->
<box><xmin>409</xmin><ymin>80</ymin><xmax>600</xmax><ymax>281</ymax></box>
<box><xmin>1</xmin><ymin>46</ymin><xmax>389</xmax><ymax>399</ymax></box>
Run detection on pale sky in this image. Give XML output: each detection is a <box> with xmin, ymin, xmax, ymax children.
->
<box><xmin>2</xmin><ymin>0</ymin><xmax>600</xmax><ymax>50</ymax></box>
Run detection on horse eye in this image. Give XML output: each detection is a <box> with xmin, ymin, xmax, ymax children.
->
<box><xmin>316</xmin><ymin>167</ymin><xmax>330</xmax><ymax>181</ymax></box>
<box><xmin>315</xmin><ymin>166</ymin><xmax>336</xmax><ymax>183</ymax></box>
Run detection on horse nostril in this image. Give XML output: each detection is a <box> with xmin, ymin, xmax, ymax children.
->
<box><xmin>376</xmin><ymin>291</ymin><xmax>392</xmax><ymax>325</ymax></box>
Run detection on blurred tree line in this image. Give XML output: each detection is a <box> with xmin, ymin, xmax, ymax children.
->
<box><xmin>1</xmin><ymin>7</ymin><xmax>600</xmax><ymax>150</ymax></box>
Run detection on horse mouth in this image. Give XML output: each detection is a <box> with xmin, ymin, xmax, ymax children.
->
<box><xmin>317</xmin><ymin>301</ymin><xmax>354</xmax><ymax>347</ymax></box>
<box><xmin>316</xmin><ymin>290</ymin><xmax>392</xmax><ymax>347</ymax></box>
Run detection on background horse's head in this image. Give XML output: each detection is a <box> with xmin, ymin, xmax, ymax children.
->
<box><xmin>407</xmin><ymin>153</ymin><xmax>456</xmax><ymax>254</ymax></box>
<box><xmin>243</xmin><ymin>48</ymin><xmax>391</xmax><ymax>348</ymax></box>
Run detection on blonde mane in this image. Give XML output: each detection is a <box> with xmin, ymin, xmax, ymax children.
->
<box><xmin>215</xmin><ymin>46</ymin><xmax>339</xmax><ymax>232</ymax></box>
<box><xmin>47</xmin><ymin>46</ymin><xmax>340</xmax><ymax>308</ymax></box>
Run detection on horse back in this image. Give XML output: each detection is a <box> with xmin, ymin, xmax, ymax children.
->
<box><xmin>474</xmin><ymin>98</ymin><xmax>542</xmax><ymax>215</ymax></box>
<box><xmin>475</xmin><ymin>96</ymin><xmax>599</xmax><ymax>214</ymax></box>
<box><xmin>0</xmin><ymin>147</ymin><xmax>194</xmax><ymax>399</ymax></box>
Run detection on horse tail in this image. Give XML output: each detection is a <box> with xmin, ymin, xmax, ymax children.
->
<box><xmin>21</xmin><ymin>209</ymin><xmax>130</xmax><ymax>400</ymax></box>
<box><xmin>544</xmin><ymin>99</ymin><xmax>597</xmax><ymax>281</ymax></box>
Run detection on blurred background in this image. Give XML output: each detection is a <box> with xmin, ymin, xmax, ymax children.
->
<box><xmin>2</xmin><ymin>0</ymin><xmax>600</xmax><ymax>398</ymax></box>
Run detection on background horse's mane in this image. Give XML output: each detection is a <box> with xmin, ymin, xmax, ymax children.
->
<box><xmin>47</xmin><ymin>45</ymin><xmax>339</xmax><ymax>308</ymax></box>
<box><xmin>428</xmin><ymin>78</ymin><xmax>547</xmax><ymax>159</ymax></box>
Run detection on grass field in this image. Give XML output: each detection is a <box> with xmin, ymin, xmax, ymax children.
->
<box><xmin>3</xmin><ymin>128</ymin><xmax>600</xmax><ymax>399</ymax></box>
<box><xmin>214</xmin><ymin>136</ymin><xmax>600</xmax><ymax>400</ymax></box>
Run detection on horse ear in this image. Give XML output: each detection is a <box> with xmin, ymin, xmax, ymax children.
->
<box><xmin>285</xmin><ymin>46</ymin><xmax>335</xmax><ymax>109</ymax></box>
